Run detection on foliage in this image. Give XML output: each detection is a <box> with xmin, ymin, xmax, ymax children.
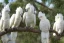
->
<box><xmin>4</xmin><ymin>0</ymin><xmax>8</xmax><ymax>4</ymax></box>
<box><xmin>0</xmin><ymin>3</ymin><xmax>3</xmax><ymax>12</ymax></box>
<box><xmin>0</xmin><ymin>0</ymin><xmax>64</xmax><ymax>43</ymax></box>
<box><xmin>10</xmin><ymin>2</ymin><xmax>24</xmax><ymax>15</ymax></box>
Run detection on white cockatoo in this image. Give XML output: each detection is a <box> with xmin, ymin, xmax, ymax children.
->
<box><xmin>23</xmin><ymin>3</ymin><xmax>36</xmax><ymax>27</ymax></box>
<box><xmin>38</xmin><ymin>11</ymin><xmax>50</xmax><ymax>43</ymax></box>
<box><xmin>10</xmin><ymin>7</ymin><xmax>23</xmax><ymax>43</ymax></box>
<box><xmin>0</xmin><ymin>4</ymin><xmax>10</xmax><ymax>43</ymax></box>
<box><xmin>53</xmin><ymin>13</ymin><xmax>64</xmax><ymax>36</ymax></box>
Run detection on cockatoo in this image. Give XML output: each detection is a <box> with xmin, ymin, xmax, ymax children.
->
<box><xmin>23</xmin><ymin>3</ymin><xmax>36</xmax><ymax>27</ymax></box>
<box><xmin>10</xmin><ymin>7</ymin><xmax>23</xmax><ymax>43</ymax></box>
<box><xmin>0</xmin><ymin>4</ymin><xmax>10</xmax><ymax>43</ymax></box>
<box><xmin>53</xmin><ymin>13</ymin><xmax>64</xmax><ymax>36</ymax></box>
<box><xmin>38</xmin><ymin>11</ymin><xmax>50</xmax><ymax>43</ymax></box>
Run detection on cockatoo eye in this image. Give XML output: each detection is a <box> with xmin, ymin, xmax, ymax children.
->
<box><xmin>39</xmin><ymin>16</ymin><xmax>43</xmax><ymax>20</ymax></box>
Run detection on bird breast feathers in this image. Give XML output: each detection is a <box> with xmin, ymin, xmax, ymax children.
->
<box><xmin>13</xmin><ymin>15</ymin><xmax>22</xmax><ymax>27</ymax></box>
<box><xmin>26</xmin><ymin>13</ymin><xmax>34</xmax><ymax>19</ymax></box>
<box><xmin>40</xmin><ymin>19</ymin><xmax>50</xmax><ymax>31</ymax></box>
<box><xmin>55</xmin><ymin>21</ymin><xmax>64</xmax><ymax>29</ymax></box>
<box><xmin>10</xmin><ymin>14</ymin><xmax>15</xmax><ymax>27</ymax></box>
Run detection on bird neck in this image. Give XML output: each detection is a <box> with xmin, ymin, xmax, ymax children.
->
<box><xmin>2</xmin><ymin>12</ymin><xmax>10</xmax><ymax>20</ymax></box>
<box><xmin>28</xmin><ymin>9</ymin><xmax>34</xmax><ymax>14</ymax></box>
<box><xmin>28</xmin><ymin>11</ymin><xmax>31</xmax><ymax>14</ymax></box>
<box><xmin>55</xmin><ymin>18</ymin><xmax>63</xmax><ymax>21</ymax></box>
<box><xmin>40</xmin><ymin>17</ymin><xmax>47</xmax><ymax>21</ymax></box>
<box><xmin>16</xmin><ymin>12</ymin><xmax>21</xmax><ymax>17</ymax></box>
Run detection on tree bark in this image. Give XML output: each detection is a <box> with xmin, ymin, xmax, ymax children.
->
<box><xmin>0</xmin><ymin>27</ymin><xmax>59</xmax><ymax>36</ymax></box>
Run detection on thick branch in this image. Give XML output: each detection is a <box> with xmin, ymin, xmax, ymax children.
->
<box><xmin>0</xmin><ymin>27</ymin><xmax>59</xmax><ymax>37</ymax></box>
<box><xmin>0</xmin><ymin>27</ymin><xmax>40</xmax><ymax>36</ymax></box>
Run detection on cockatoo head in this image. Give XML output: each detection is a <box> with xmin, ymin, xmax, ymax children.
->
<box><xmin>2</xmin><ymin>4</ymin><xmax>10</xmax><ymax>14</ymax></box>
<box><xmin>25</xmin><ymin>3</ymin><xmax>35</xmax><ymax>13</ymax></box>
<box><xmin>38</xmin><ymin>11</ymin><xmax>46</xmax><ymax>20</ymax></box>
<box><xmin>16</xmin><ymin>7</ymin><xmax>23</xmax><ymax>15</ymax></box>
<box><xmin>25</xmin><ymin>3</ymin><xmax>31</xmax><ymax>10</ymax></box>
<box><xmin>55</xmin><ymin>13</ymin><xmax>63</xmax><ymax>21</ymax></box>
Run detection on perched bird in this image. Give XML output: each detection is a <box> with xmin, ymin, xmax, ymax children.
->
<box><xmin>53</xmin><ymin>13</ymin><xmax>64</xmax><ymax>36</ymax></box>
<box><xmin>38</xmin><ymin>11</ymin><xmax>50</xmax><ymax>43</ymax></box>
<box><xmin>23</xmin><ymin>3</ymin><xmax>36</xmax><ymax>27</ymax></box>
<box><xmin>0</xmin><ymin>4</ymin><xmax>10</xmax><ymax>43</ymax></box>
<box><xmin>10</xmin><ymin>7</ymin><xmax>23</xmax><ymax>43</ymax></box>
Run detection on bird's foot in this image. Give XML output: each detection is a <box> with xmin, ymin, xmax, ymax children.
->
<box><xmin>25</xmin><ymin>26</ymin><xmax>30</xmax><ymax>28</ymax></box>
<box><xmin>5</xmin><ymin>28</ymin><xmax>8</xmax><ymax>31</ymax></box>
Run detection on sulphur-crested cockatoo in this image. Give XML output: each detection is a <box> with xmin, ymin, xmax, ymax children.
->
<box><xmin>38</xmin><ymin>11</ymin><xmax>50</xmax><ymax>43</ymax></box>
<box><xmin>23</xmin><ymin>3</ymin><xmax>36</xmax><ymax>27</ymax></box>
<box><xmin>10</xmin><ymin>7</ymin><xmax>23</xmax><ymax>43</ymax></box>
<box><xmin>0</xmin><ymin>4</ymin><xmax>10</xmax><ymax>43</ymax></box>
<box><xmin>53</xmin><ymin>13</ymin><xmax>64</xmax><ymax>36</ymax></box>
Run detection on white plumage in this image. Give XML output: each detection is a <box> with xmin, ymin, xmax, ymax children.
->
<box><xmin>53</xmin><ymin>13</ymin><xmax>64</xmax><ymax>36</ymax></box>
<box><xmin>10</xmin><ymin>7</ymin><xmax>23</xmax><ymax>43</ymax></box>
<box><xmin>0</xmin><ymin>4</ymin><xmax>10</xmax><ymax>43</ymax></box>
<box><xmin>23</xmin><ymin>3</ymin><xmax>36</xmax><ymax>27</ymax></box>
<box><xmin>0</xmin><ymin>17</ymin><xmax>3</xmax><ymax>31</ymax></box>
<box><xmin>10</xmin><ymin>14</ymin><xmax>15</xmax><ymax>28</ymax></box>
<box><xmin>38</xmin><ymin>11</ymin><xmax>50</xmax><ymax>43</ymax></box>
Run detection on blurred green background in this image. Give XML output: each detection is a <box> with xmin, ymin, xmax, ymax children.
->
<box><xmin>0</xmin><ymin>0</ymin><xmax>64</xmax><ymax>43</ymax></box>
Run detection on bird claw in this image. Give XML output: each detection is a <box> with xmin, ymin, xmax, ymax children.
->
<box><xmin>25</xmin><ymin>26</ymin><xmax>30</xmax><ymax>29</ymax></box>
<box><xmin>5</xmin><ymin>28</ymin><xmax>7</xmax><ymax>31</ymax></box>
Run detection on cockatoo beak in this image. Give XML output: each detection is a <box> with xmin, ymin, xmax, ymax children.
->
<box><xmin>34</xmin><ymin>10</ymin><xmax>37</xmax><ymax>14</ymax></box>
<box><xmin>40</xmin><ymin>16</ymin><xmax>42</xmax><ymax>19</ymax></box>
<box><xmin>26</xmin><ymin>9</ymin><xmax>28</xmax><ymax>12</ymax></box>
<box><xmin>9</xmin><ymin>9</ymin><xmax>10</xmax><ymax>12</ymax></box>
<box><xmin>39</xmin><ymin>16</ymin><xmax>42</xmax><ymax>20</ymax></box>
<box><xmin>26</xmin><ymin>8</ymin><xmax>30</xmax><ymax>12</ymax></box>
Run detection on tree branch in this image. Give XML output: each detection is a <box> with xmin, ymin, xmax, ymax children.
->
<box><xmin>34</xmin><ymin>0</ymin><xmax>55</xmax><ymax>12</ymax></box>
<box><xmin>0</xmin><ymin>27</ymin><xmax>40</xmax><ymax>36</ymax></box>
<box><xmin>0</xmin><ymin>27</ymin><xmax>63</xmax><ymax>40</ymax></box>
<box><xmin>0</xmin><ymin>27</ymin><xmax>59</xmax><ymax>37</ymax></box>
